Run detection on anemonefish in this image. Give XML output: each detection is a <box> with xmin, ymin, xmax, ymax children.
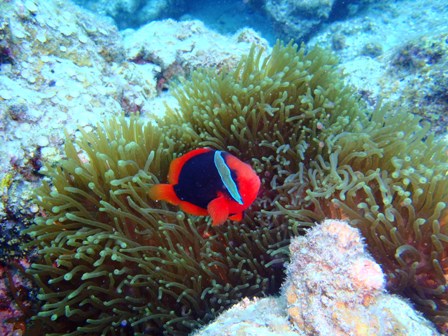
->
<box><xmin>148</xmin><ymin>148</ymin><xmax>261</xmax><ymax>226</ymax></box>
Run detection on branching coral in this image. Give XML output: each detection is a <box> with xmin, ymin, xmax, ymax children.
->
<box><xmin>27</xmin><ymin>41</ymin><xmax>448</xmax><ymax>334</ymax></box>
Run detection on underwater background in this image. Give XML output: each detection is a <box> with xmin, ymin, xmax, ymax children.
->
<box><xmin>0</xmin><ymin>0</ymin><xmax>447</xmax><ymax>335</ymax></box>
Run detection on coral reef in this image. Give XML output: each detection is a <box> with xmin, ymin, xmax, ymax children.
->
<box><xmin>194</xmin><ymin>220</ymin><xmax>439</xmax><ymax>336</ymax></box>
<box><xmin>307</xmin><ymin>1</ymin><xmax>448</xmax><ymax>135</ymax></box>
<box><xmin>2</xmin><ymin>0</ymin><xmax>446</xmax><ymax>334</ymax></box>
<box><xmin>27</xmin><ymin>40</ymin><xmax>448</xmax><ymax>334</ymax></box>
<box><xmin>122</xmin><ymin>20</ymin><xmax>269</xmax><ymax>78</ymax></box>
<box><xmin>387</xmin><ymin>32</ymin><xmax>448</xmax><ymax>135</ymax></box>
<box><xmin>0</xmin><ymin>0</ymin><xmax>151</xmax><ymax>181</ymax></box>
<box><xmin>0</xmin><ymin>0</ymin><xmax>269</xmax><ymax>185</ymax></box>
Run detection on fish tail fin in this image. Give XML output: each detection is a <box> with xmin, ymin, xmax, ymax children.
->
<box><xmin>148</xmin><ymin>184</ymin><xmax>180</xmax><ymax>205</ymax></box>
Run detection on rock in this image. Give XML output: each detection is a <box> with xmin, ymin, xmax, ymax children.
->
<box><xmin>265</xmin><ymin>0</ymin><xmax>336</xmax><ymax>41</ymax></box>
<box><xmin>122</xmin><ymin>19</ymin><xmax>269</xmax><ymax>73</ymax></box>
<box><xmin>194</xmin><ymin>220</ymin><xmax>439</xmax><ymax>336</ymax></box>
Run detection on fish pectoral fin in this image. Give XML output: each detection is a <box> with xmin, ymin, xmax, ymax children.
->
<box><xmin>207</xmin><ymin>196</ymin><xmax>229</xmax><ymax>226</ymax></box>
<box><xmin>179</xmin><ymin>201</ymin><xmax>208</xmax><ymax>216</ymax></box>
<box><xmin>148</xmin><ymin>184</ymin><xmax>180</xmax><ymax>205</ymax></box>
<box><xmin>229</xmin><ymin>212</ymin><xmax>243</xmax><ymax>222</ymax></box>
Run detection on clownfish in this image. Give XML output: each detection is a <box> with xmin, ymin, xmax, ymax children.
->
<box><xmin>148</xmin><ymin>148</ymin><xmax>261</xmax><ymax>226</ymax></box>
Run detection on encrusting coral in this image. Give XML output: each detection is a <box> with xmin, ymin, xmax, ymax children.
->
<box><xmin>26</xmin><ymin>41</ymin><xmax>448</xmax><ymax>334</ymax></box>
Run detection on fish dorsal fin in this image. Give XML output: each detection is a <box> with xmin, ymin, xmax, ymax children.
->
<box><xmin>214</xmin><ymin>151</ymin><xmax>243</xmax><ymax>205</ymax></box>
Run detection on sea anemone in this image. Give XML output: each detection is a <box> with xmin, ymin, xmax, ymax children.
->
<box><xmin>26</xmin><ymin>117</ymin><xmax>284</xmax><ymax>335</ymax></box>
<box><xmin>166</xmin><ymin>41</ymin><xmax>448</xmax><ymax>331</ymax></box>
<box><xmin>26</xmin><ymin>41</ymin><xmax>448</xmax><ymax>334</ymax></box>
